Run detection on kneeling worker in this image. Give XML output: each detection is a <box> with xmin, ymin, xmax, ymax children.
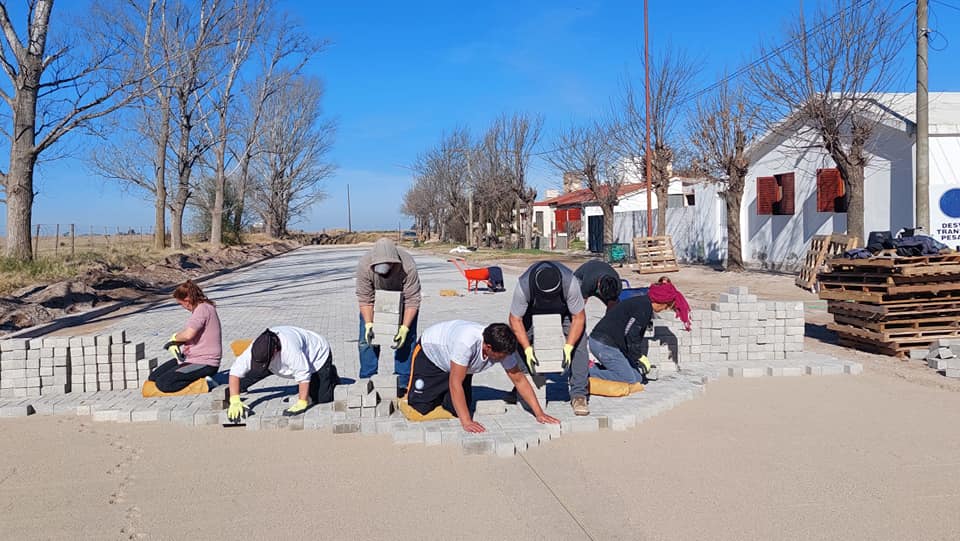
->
<box><xmin>407</xmin><ymin>320</ymin><xmax>560</xmax><ymax>433</ymax></box>
<box><xmin>589</xmin><ymin>280</ymin><xmax>692</xmax><ymax>383</ymax></box>
<box><xmin>227</xmin><ymin>326</ymin><xmax>341</xmax><ymax>422</ymax></box>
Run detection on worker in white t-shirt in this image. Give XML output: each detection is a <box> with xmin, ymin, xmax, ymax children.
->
<box><xmin>227</xmin><ymin>326</ymin><xmax>340</xmax><ymax>422</ymax></box>
<box><xmin>406</xmin><ymin>320</ymin><xmax>560</xmax><ymax>433</ymax></box>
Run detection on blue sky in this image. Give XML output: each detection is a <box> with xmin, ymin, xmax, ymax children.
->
<box><xmin>4</xmin><ymin>0</ymin><xmax>960</xmax><ymax>234</ymax></box>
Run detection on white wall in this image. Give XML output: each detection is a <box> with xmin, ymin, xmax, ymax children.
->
<box><xmin>741</xmin><ymin>122</ymin><xmax>913</xmax><ymax>270</ymax></box>
<box><xmin>929</xmin><ymin>134</ymin><xmax>960</xmax><ymax>248</ymax></box>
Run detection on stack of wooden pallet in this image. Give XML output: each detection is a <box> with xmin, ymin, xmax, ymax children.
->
<box><xmin>633</xmin><ymin>235</ymin><xmax>679</xmax><ymax>274</ymax></box>
<box><xmin>818</xmin><ymin>251</ymin><xmax>960</xmax><ymax>357</ymax></box>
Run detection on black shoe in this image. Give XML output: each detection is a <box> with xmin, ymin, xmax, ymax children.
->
<box><xmin>503</xmin><ymin>387</ymin><xmax>518</xmax><ymax>404</ymax></box>
<box><xmin>397</xmin><ymin>387</ymin><xmax>407</xmax><ymax>399</ymax></box>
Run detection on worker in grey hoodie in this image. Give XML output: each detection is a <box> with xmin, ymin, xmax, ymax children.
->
<box><xmin>356</xmin><ymin>238</ymin><xmax>422</xmax><ymax>394</ymax></box>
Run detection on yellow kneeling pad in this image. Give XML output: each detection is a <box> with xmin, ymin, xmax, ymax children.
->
<box><xmin>230</xmin><ymin>339</ymin><xmax>252</xmax><ymax>357</ymax></box>
<box><xmin>141</xmin><ymin>378</ymin><xmax>209</xmax><ymax>398</ymax></box>
<box><xmin>588</xmin><ymin>377</ymin><xmax>633</xmax><ymax>397</ymax></box>
<box><xmin>397</xmin><ymin>398</ymin><xmax>455</xmax><ymax>421</ymax></box>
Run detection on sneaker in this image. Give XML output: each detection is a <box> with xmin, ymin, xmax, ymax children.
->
<box><xmin>503</xmin><ymin>387</ymin><xmax>518</xmax><ymax>405</ymax></box>
<box><xmin>571</xmin><ymin>395</ymin><xmax>589</xmax><ymax>416</ymax></box>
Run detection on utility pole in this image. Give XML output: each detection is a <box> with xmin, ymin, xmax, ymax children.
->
<box><xmin>347</xmin><ymin>184</ymin><xmax>353</xmax><ymax>233</ymax></box>
<box><xmin>916</xmin><ymin>0</ymin><xmax>930</xmax><ymax>233</ymax></box>
<box><xmin>644</xmin><ymin>0</ymin><xmax>653</xmax><ymax>237</ymax></box>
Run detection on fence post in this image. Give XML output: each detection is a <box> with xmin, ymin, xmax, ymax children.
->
<box><xmin>33</xmin><ymin>224</ymin><xmax>40</xmax><ymax>258</ymax></box>
<box><xmin>70</xmin><ymin>224</ymin><xmax>75</xmax><ymax>257</ymax></box>
<box><xmin>54</xmin><ymin>224</ymin><xmax>60</xmax><ymax>256</ymax></box>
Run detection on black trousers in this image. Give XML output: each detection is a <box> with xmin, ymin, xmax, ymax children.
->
<box><xmin>149</xmin><ymin>359</ymin><xmax>219</xmax><ymax>393</ymax></box>
<box><xmin>406</xmin><ymin>344</ymin><xmax>472</xmax><ymax>416</ymax></box>
<box><xmin>238</xmin><ymin>355</ymin><xmax>341</xmax><ymax>404</ymax></box>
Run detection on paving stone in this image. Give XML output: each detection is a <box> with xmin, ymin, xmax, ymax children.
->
<box><xmin>461</xmin><ymin>437</ymin><xmax>496</xmax><ymax>455</ymax></box>
<box><xmin>844</xmin><ymin>363</ymin><xmax>863</xmax><ymax>375</ymax></box>
<box><xmin>561</xmin><ymin>418</ymin><xmax>600</xmax><ymax>434</ymax></box>
<box><xmin>333</xmin><ymin>421</ymin><xmax>360</xmax><ymax>434</ymax></box>
<box><xmin>131</xmin><ymin>409</ymin><xmax>160</xmax><ymax>422</ymax></box>
<box><xmin>393</xmin><ymin>427</ymin><xmax>425</xmax><ymax>444</ymax></box>
<box><xmin>0</xmin><ymin>404</ymin><xmax>36</xmax><ymax>417</ymax></box>
<box><xmin>92</xmin><ymin>409</ymin><xmax>121</xmax><ymax>422</ymax></box>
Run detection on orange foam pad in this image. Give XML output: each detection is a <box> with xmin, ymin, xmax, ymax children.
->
<box><xmin>397</xmin><ymin>398</ymin><xmax>455</xmax><ymax>421</ymax></box>
<box><xmin>230</xmin><ymin>339</ymin><xmax>252</xmax><ymax>357</ymax></box>
<box><xmin>141</xmin><ymin>378</ymin><xmax>209</xmax><ymax>398</ymax></box>
<box><xmin>588</xmin><ymin>377</ymin><xmax>635</xmax><ymax>397</ymax></box>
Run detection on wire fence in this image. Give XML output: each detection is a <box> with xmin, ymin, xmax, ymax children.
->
<box><xmin>0</xmin><ymin>224</ymin><xmax>160</xmax><ymax>259</ymax></box>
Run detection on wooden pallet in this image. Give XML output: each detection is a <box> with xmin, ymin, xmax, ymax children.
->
<box><xmin>633</xmin><ymin>235</ymin><xmax>679</xmax><ymax>274</ymax></box>
<box><xmin>795</xmin><ymin>235</ymin><xmax>831</xmax><ymax>290</ymax></box>
<box><xmin>796</xmin><ymin>234</ymin><xmax>860</xmax><ymax>291</ymax></box>
<box><xmin>827</xmin><ymin>298</ymin><xmax>960</xmax><ymax>319</ymax></box>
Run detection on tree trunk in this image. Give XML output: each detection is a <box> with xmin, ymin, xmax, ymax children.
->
<box><xmin>152</xmin><ymin>102</ymin><xmax>170</xmax><ymax>250</ymax></box>
<box><xmin>233</xmin><ymin>157</ymin><xmax>249</xmax><ymax>243</ymax></box>
<box><xmin>656</xmin><ymin>183</ymin><xmax>669</xmax><ymax>236</ymax></box>
<box><xmin>602</xmin><ymin>203</ymin><xmax>615</xmax><ymax>244</ymax></box>
<box><xmin>523</xmin><ymin>201</ymin><xmax>533</xmax><ymax>250</ymax></box>
<box><xmin>724</xmin><ymin>183</ymin><xmax>744</xmax><ymax>271</ymax></box>
<box><xmin>210</xmin><ymin>149</ymin><xmax>226</xmax><ymax>251</ymax></box>
<box><xmin>170</xmin><ymin>204</ymin><xmax>185</xmax><ymax>249</ymax></box>
<box><xmin>844</xmin><ymin>166</ymin><xmax>865</xmax><ymax>243</ymax></box>
<box><xmin>5</xmin><ymin>149</ymin><xmax>38</xmax><ymax>261</ymax></box>
<box><xmin>4</xmin><ymin>60</ymin><xmax>40</xmax><ymax>261</ymax></box>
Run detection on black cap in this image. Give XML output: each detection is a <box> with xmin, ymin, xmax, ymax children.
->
<box><xmin>251</xmin><ymin>329</ymin><xmax>280</xmax><ymax>368</ymax></box>
<box><xmin>534</xmin><ymin>265</ymin><xmax>562</xmax><ymax>294</ymax></box>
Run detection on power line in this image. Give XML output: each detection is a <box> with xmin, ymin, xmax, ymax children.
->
<box><xmin>530</xmin><ymin>0</ymin><xmax>912</xmax><ymax>158</ymax></box>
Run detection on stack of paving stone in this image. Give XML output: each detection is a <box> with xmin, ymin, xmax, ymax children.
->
<box><xmin>924</xmin><ymin>338</ymin><xmax>960</xmax><ymax>378</ymax></box>
<box><xmin>0</xmin><ymin>332</ymin><xmax>156</xmax><ymax>397</ymax></box>
<box><xmin>66</xmin><ymin>331</ymin><xmax>156</xmax><ymax>392</ymax></box>
<box><xmin>0</xmin><ymin>339</ymin><xmax>40</xmax><ymax>398</ymax></box>
<box><xmin>337</xmin><ymin>376</ymin><xmax>397</xmax><ymax>419</ymax></box>
<box><xmin>640</xmin><ymin>286</ymin><xmax>805</xmax><ymax>370</ymax></box>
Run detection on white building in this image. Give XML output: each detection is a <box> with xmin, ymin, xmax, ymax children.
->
<box><xmin>742</xmin><ymin>92</ymin><xmax>960</xmax><ymax>269</ymax></box>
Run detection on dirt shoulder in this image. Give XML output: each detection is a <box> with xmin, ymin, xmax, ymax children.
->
<box><xmin>0</xmin><ymin>240</ymin><xmax>300</xmax><ymax>335</ymax></box>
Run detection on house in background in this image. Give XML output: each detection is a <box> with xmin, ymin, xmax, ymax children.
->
<box><xmin>742</xmin><ymin>92</ymin><xmax>960</xmax><ymax>270</ymax></box>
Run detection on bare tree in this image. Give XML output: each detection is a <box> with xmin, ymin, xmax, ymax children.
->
<box><xmin>614</xmin><ymin>47</ymin><xmax>699</xmax><ymax>236</ymax></box>
<box><xmin>0</xmin><ymin>0</ymin><xmax>142</xmax><ymax>260</ymax></box>
<box><xmin>547</xmin><ymin>121</ymin><xmax>620</xmax><ymax>243</ymax></box>
<box><xmin>410</xmin><ymin>129</ymin><xmax>471</xmax><ymax>241</ymax></box>
<box><xmin>690</xmin><ymin>80</ymin><xmax>758</xmax><ymax>271</ymax></box>
<box><xmin>494</xmin><ymin>113</ymin><xmax>542</xmax><ymax>248</ymax></box>
<box><xmin>750</xmin><ymin>0</ymin><xmax>907</xmax><ymax>242</ymax></box>
<box><xmin>250</xmin><ymin>74</ymin><xmax>334</xmax><ymax>237</ymax></box>
<box><xmin>230</xmin><ymin>17</ymin><xmax>319</xmax><ymax>242</ymax></box>
<box><xmin>200</xmin><ymin>0</ymin><xmax>268</xmax><ymax>250</ymax></box>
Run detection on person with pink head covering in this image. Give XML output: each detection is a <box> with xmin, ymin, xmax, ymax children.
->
<box><xmin>646</xmin><ymin>277</ymin><xmax>692</xmax><ymax>332</ymax></box>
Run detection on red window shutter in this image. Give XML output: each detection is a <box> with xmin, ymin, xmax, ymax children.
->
<box><xmin>817</xmin><ymin>168</ymin><xmax>847</xmax><ymax>212</ymax></box>
<box><xmin>569</xmin><ymin>208</ymin><xmax>582</xmax><ymax>221</ymax></box>
<box><xmin>777</xmin><ymin>173</ymin><xmax>795</xmax><ymax>215</ymax></box>
<box><xmin>757</xmin><ymin>176</ymin><xmax>777</xmax><ymax>215</ymax></box>
<box><xmin>555</xmin><ymin>209</ymin><xmax>567</xmax><ymax>231</ymax></box>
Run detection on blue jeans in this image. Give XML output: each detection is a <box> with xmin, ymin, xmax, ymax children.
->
<box><xmin>358</xmin><ymin>313</ymin><xmax>417</xmax><ymax>386</ymax></box>
<box><xmin>588</xmin><ymin>337</ymin><xmax>639</xmax><ymax>384</ymax></box>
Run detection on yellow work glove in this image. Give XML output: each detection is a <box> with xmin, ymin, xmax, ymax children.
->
<box><xmin>523</xmin><ymin>346</ymin><xmax>539</xmax><ymax>376</ymax></box>
<box><xmin>391</xmin><ymin>325</ymin><xmax>410</xmax><ymax>350</ymax></box>
<box><xmin>162</xmin><ymin>333</ymin><xmax>185</xmax><ymax>363</ymax></box>
<box><xmin>364</xmin><ymin>322</ymin><xmax>375</xmax><ymax>343</ymax></box>
<box><xmin>283</xmin><ymin>398</ymin><xmax>309</xmax><ymax>417</ymax></box>
<box><xmin>562</xmin><ymin>343</ymin><xmax>574</xmax><ymax>370</ymax></box>
<box><xmin>227</xmin><ymin>395</ymin><xmax>248</xmax><ymax>423</ymax></box>
<box><xmin>637</xmin><ymin>355</ymin><xmax>652</xmax><ymax>374</ymax></box>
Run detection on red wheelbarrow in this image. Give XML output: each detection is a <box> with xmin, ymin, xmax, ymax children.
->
<box><xmin>447</xmin><ymin>257</ymin><xmax>491</xmax><ymax>292</ymax></box>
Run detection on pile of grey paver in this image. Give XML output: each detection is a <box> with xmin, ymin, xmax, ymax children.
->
<box><xmin>642</xmin><ymin>286</ymin><xmax>805</xmax><ymax>369</ymax></box>
<box><xmin>0</xmin><ymin>332</ymin><xmax>156</xmax><ymax>399</ymax></box>
<box><xmin>923</xmin><ymin>339</ymin><xmax>960</xmax><ymax>378</ymax></box>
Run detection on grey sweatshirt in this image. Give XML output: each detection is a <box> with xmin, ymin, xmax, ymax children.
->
<box><xmin>355</xmin><ymin>238</ymin><xmax>422</xmax><ymax>309</ymax></box>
